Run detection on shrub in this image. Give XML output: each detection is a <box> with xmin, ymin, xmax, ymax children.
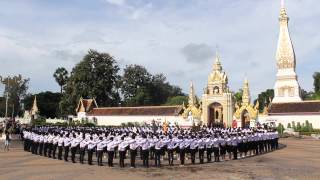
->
<box><xmin>287</xmin><ymin>123</ymin><xmax>291</xmax><ymax>128</ymax></box>
<box><xmin>296</xmin><ymin>122</ymin><xmax>301</xmax><ymax>132</ymax></box>
<box><xmin>277</xmin><ymin>123</ymin><xmax>285</xmax><ymax>135</ymax></box>
<box><xmin>292</xmin><ymin>121</ymin><xmax>296</xmax><ymax>131</ymax></box>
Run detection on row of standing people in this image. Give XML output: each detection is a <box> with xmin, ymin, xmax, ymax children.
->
<box><xmin>23</xmin><ymin>126</ymin><xmax>279</xmax><ymax>168</ymax></box>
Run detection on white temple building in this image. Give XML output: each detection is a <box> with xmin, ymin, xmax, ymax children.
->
<box><xmin>258</xmin><ymin>2</ymin><xmax>320</xmax><ymax>129</ymax></box>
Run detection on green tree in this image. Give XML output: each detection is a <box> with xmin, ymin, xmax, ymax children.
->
<box><xmin>121</xmin><ymin>64</ymin><xmax>152</xmax><ymax>106</ymax></box>
<box><xmin>233</xmin><ymin>89</ymin><xmax>243</xmax><ymax>105</ymax></box>
<box><xmin>121</xmin><ymin>64</ymin><xmax>184</xmax><ymax>106</ymax></box>
<box><xmin>23</xmin><ymin>91</ymin><xmax>62</xmax><ymax>118</ymax></box>
<box><xmin>149</xmin><ymin>73</ymin><xmax>184</xmax><ymax>105</ymax></box>
<box><xmin>53</xmin><ymin>67</ymin><xmax>69</xmax><ymax>93</ymax></box>
<box><xmin>301</xmin><ymin>89</ymin><xmax>314</xmax><ymax>100</ymax></box>
<box><xmin>0</xmin><ymin>75</ymin><xmax>29</xmax><ymax>117</ymax></box>
<box><xmin>60</xmin><ymin>49</ymin><xmax>120</xmax><ymax>115</ymax></box>
<box><xmin>313</xmin><ymin>72</ymin><xmax>320</xmax><ymax>93</ymax></box>
<box><xmin>165</xmin><ymin>96</ymin><xmax>188</xmax><ymax>106</ymax></box>
<box><xmin>254</xmin><ymin>89</ymin><xmax>274</xmax><ymax>112</ymax></box>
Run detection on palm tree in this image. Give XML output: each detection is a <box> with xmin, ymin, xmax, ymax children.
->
<box><xmin>53</xmin><ymin>67</ymin><xmax>69</xmax><ymax>93</ymax></box>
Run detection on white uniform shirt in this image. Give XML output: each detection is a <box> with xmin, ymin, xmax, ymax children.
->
<box><xmin>63</xmin><ymin>137</ymin><xmax>71</xmax><ymax>147</ymax></box>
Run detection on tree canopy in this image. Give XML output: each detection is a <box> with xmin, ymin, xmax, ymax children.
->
<box><xmin>313</xmin><ymin>72</ymin><xmax>320</xmax><ymax>93</ymax></box>
<box><xmin>254</xmin><ymin>89</ymin><xmax>274</xmax><ymax>112</ymax></box>
<box><xmin>233</xmin><ymin>89</ymin><xmax>243</xmax><ymax>105</ymax></box>
<box><xmin>0</xmin><ymin>75</ymin><xmax>29</xmax><ymax>117</ymax></box>
<box><xmin>165</xmin><ymin>96</ymin><xmax>188</xmax><ymax>106</ymax></box>
<box><xmin>53</xmin><ymin>67</ymin><xmax>69</xmax><ymax>93</ymax></box>
<box><xmin>121</xmin><ymin>64</ymin><xmax>185</xmax><ymax>106</ymax></box>
<box><xmin>60</xmin><ymin>49</ymin><xmax>121</xmax><ymax>115</ymax></box>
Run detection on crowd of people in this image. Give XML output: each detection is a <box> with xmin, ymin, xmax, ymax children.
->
<box><xmin>22</xmin><ymin>126</ymin><xmax>279</xmax><ymax>168</ymax></box>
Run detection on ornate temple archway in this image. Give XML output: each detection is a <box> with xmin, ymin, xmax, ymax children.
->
<box><xmin>208</xmin><ymin>102</ymin><xmax>223</xmax><ymax>127</ymax></box>
<box><xmin>241</xmin><ymin>109</ymin><xmax>250</xmax><ymax>128</ymax></box>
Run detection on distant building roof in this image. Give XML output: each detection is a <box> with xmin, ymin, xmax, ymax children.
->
<box><xmin>87</xmin><ymin>106</ymin><xmax>183</xmax><ymax>116</ymax></box>
<box><xmin>76</xmin><ymin>98</ymin><xmax>98</xmax><ymax>113</ymax></box>
<box><xmin>269</xmin><ymin>101</ymin><xmax>320</xmax><ymax>115</ymax></box>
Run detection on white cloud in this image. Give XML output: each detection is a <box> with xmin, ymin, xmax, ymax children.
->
<box><xmin>0</xmin><ymin>0</ymin><xmax>319</xmax><ymax>100</ymax></box>
<box><xmin>104</xmin><ymin>0</ymin><xmax>126</xmax><ymax>6</ymax></box>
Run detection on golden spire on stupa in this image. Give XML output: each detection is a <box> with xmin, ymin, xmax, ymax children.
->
<box><xmin>276</xmin><ymin>0</ymin><xmax>296</xmax><ymax>70</ymax></box>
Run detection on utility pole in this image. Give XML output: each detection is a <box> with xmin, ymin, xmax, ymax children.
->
<box><xmin>5</xmin><ymin>77</ymin><xmax>9</xmax><ymax>118</ymax></box>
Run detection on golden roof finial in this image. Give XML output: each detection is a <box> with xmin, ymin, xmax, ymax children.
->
<box><xmin>279</xmin><ymin>0</ymin><xmax>288</xmax><ymax>21</ymax></box>
<box><xmin>213</xmin><ymin>46</ymin><xmax>222</xmax><ymax>71</ymax></box>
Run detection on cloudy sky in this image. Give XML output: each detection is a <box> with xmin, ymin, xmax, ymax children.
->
<box><xmin>0</xmin><ymin>0</ymin><xmax>319</xmax><ymax>100</ymax></box>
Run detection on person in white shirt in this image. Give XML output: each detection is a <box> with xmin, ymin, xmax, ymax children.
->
<box><xmin>205</xmin><ymin>135</ymin><xmax>212</xmax><ymax>162</ymax></box>
<box><xmin>63</xmin><ymin>134</ymin><xmax>71</xmax><ymax>162</ymax></box>
<box><xmin>178</xmin><ymin>136</ymin><xmax>185</xmax><ymax>166</ymax></box>
<box><xmin>198</xmin><ymin>136</ymin><xmax>205</xmax><ymax>164</ymax></box>
<box><xmin>70</xmin><ymin>134</ymin><xmax>81</xmax><ymax>163</ymax></box>
<box><xmin>118</xmin><ymin>136</ymin><xmax>128</xmax><ymax>168</ymax></box>
<box><xmin>79</xmin><ymin>135</ymin><xmax>88</xmax><ymax>164</ymax></box>
<box><xmin>43</xmin><ymin>133</ymin><xmax>48</xmax><ymax>157</ymax></box>
<box><xmin>213</xmin><ymin>134</ymin><xmax>220</xmax><ymax>162</ymax></box>
<box><xmin>107</xmin><ymin>137</ymin><xmax>118</xmax><ymax>167</ymax></box>
<box><xmin>167</xmin><ymin>135</ymin><xmax>178</xmax><ymax>166</ymax></box>
<box><xmin>128</xmin><ymin>135</ymin><xmax>138</xmax><ymax>168</ymax></box>
<box><xmin>139</xmin><ymin>134</ymin><xmax>150</xmax><ymax>168</ymax></box>
<box><xmin>154</xmin><ymin>136</ymin><xmax>165</xmax><ymax>167</ymax></box>
<box><xmin>96</xmin><ymin>136</ymin><xmax>107</xmax><ymax>166</ymax></box>
<box><xmin>220</xmin><ymin>135</ymin><xmax>227</xmax><ymax>161</ymax></box>
<box><xmin>189</xmin><ymin>136</ymin><xmax>198</xmax><ymax>164</ymax></box>
<box><xmin>87</xmin><ymin>136</ymin><xmax>96</xmax><ymax>165</ymax></box>
<box><xmin>232</xmin><ymin>134</ymin><xmax>239</xmax><ymax>160</ymax></box>
<box><xmin>47</xmin><ymin>133</ymin><xmax>54</xmax><ymax>158</ymax></box>
<box><xmin>57</xmin><ymin>134</ymin><xmax>64</xmax><ymax>160</ymax></box>
<box><xmin>52</xmin><ymin>133</ymin><xmax>59</xmax><ymax>159</ymax></box>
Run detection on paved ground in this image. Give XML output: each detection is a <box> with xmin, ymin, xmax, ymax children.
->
<box><xmin>0</xmin><ymin>137</ymin><xmax>319</xmax><ymax>180</ymax></box>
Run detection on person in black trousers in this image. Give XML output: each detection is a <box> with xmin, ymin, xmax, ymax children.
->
<box><xmin>58</xmin><ymin>134</ymin><xmax>64</xmax><ymax>160</ymax></box>
<box><xmin>79</xmin><ymin>134</ymin><xmax>87</xmax><ymax>164</ymax></box>
<box><xmin>87</xmin><ymin>136</ymin><xmax>95</xmax><ymax>165</ymax></box>
<box><xmin>70</xmin><ymin>134</ymin><xmax>78</xmax><ymax>163</ymax></box>
<box><xmin>39</xmin><ymin>134</ymin><xmax>44</xmax><ymax>156</ymax></box>
<box><xmin>107</xmin><ymin>137</ymin><xmax>115</xmax><ymax>167</ymax></box>
<box><xmin>52</xmin><ymin>133</ymin><xmax>58</xmax><ymax>159</ymax></box>
<box><xmin>64</xmin><ymin>134</ymin><xmax>71</xmax><ymax>162</ymax></box>
<box><xmin>129</xmin><ymin>135</ymin><xmax>137</xmax><ymax>168</ymax></box>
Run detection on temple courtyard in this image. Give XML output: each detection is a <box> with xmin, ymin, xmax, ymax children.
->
<box><xmin>0</xmin><ymin>137</ymin><xmax>319</xmax><ymax>180</ymax></box>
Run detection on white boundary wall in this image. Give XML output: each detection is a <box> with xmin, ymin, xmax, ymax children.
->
<box><xmin>86</xmin><ymin>115</ymin><xmax>193</xmax><ymax>127</ymax></box>
<box><xmin>258</xmin><ymin>114</ymin><xmax>320</xmax><ymax>129</ymax></box>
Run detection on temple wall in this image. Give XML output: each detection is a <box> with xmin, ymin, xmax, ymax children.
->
<box><xmin>86</xmin><ymin>115</ymin><xmax>189</xmax><ymax>127</ymax></box>
<box><xmin>258</xmin><ymin>114</ymin><xmax>320</xmax><ymax>129</ymax></box>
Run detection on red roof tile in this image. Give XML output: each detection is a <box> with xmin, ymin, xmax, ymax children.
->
<box><xmin>269</xmin><ymin>101</ymin><xmax>320</xmax><ymax>115</ymax></box>
<box><xmin>87</xmin><ymin>106</ymin><xmax>183</xmax><ymax>116</ymax></box>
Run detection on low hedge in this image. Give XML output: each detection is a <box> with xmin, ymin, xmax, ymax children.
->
<box><xmin>299</xmin><ymin>131</ymin><xmax>320</xmax><ymax>136</ymax></box>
